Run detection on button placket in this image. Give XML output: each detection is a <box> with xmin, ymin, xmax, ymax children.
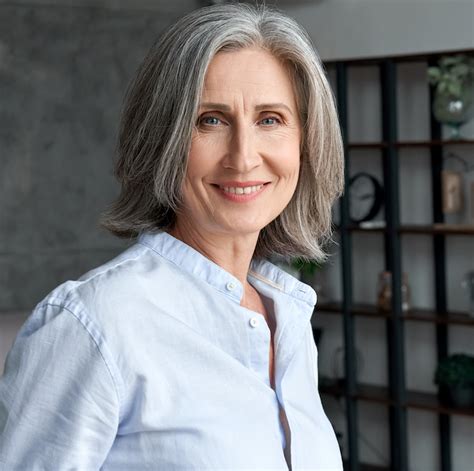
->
<box><xmin>247</xmin><ymin>314</ymin><xmax>271</xmax><ymax>385</ymax></box>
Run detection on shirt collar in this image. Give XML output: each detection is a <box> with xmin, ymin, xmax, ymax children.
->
<box><xmin>137</xmin><ymin>231</ymin><xmax>316</xmax><ymax>308</ymax></box>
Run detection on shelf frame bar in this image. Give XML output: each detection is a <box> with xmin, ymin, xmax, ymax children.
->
<box><xmin>428</xmin><ymin>56</ymin><xmax>451</xmax><ymax>471</ymax></box>
<box><xmin>380</xmin><ymin>59</ymin><xmax>409</xmax><ymax>471</ymax></box>
<box><xmin>336</xmin><ymin>62</ymin><xmax>360</xmax><ymax>471</ymax></box>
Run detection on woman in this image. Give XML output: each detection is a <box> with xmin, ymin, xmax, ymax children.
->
<box><xmin>0</xmin><ymin>3</ymin><xmax>343</xmax><ymax>470</ymax></box>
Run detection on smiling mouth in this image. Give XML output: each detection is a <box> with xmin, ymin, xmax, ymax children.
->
<box><xmin>210</xmin><ymin>182</ymin><xmax>270</xmax><ymax>201</ymax></box>
<box><xmin>211</xmin><ymin>182</ymin><xmax>271</xmax><ymax>195</ymax></box>
<box><xmin>219</xmin><ymin>184</ymin><xmax>264</xmax><ymax>195</ymax></box>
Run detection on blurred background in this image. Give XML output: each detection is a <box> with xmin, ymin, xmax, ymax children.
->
<box><xmin>1</xmin><ymin>0</ymin><xmax>473</xmax><ymax>470</ymax></box>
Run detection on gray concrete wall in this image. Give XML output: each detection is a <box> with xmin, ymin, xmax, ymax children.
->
<box><xmin>0</xmin><ymin>0</ymin><xmax>197</xmax><ymax>13</ymax></box>
<box><xmin>0</xmin><ymin>3</ymin><xmax>190</xmax><ymax>312</ymax></box>
<box><xmin>284</xmin><ymin>0</ymin><xmax>474</xmax><ymax>61</ymax></box>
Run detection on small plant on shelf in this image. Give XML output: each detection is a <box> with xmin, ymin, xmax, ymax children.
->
<box><xmin>291</xmin><ymin>258</ymin><xmax>321</xmax><ymax>284</ymax></box>
<box><xmin>434</xmin><ymin>353</ymin><xmax>474</xmax><ymax>408</ymax></box>
<box><xmin>427</xmin><ymin>54</ymin><xmax>474</xmax><ymax>139</ymax></box>
<box><xmin>428</xmin><ymin>55</ymin><xmax>474</xmax><ymax>98</ymax></box>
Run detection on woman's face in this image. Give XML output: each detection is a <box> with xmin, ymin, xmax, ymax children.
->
<box><xmin>177</xmin><ymin>47</ymin><xmax>301</xmax><ymax>239</ymax></box>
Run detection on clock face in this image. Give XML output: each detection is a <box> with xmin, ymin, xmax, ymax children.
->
<box><xmin>349</xmin><ymin>172</ymin><xmax>384</xmax><ymax>223</ymax></box>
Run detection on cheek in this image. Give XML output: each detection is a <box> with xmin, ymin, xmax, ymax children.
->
<box><xmin>186</xmin><ymin>148</ymin><xmax>210</xmax><ymax>183</ymax></box>
<box><xmin>271</xmin><ymin>142</ymin><xmax>301</xmax><ymax>180</ymax></box>
<box><xmin>187</xmin><ymin>136</ymin><xmax>224</xmax><ymax>179</ymax></box>
<box><xmin>262</xmin><ymin>128</ymin><xmax>301</xmax><ymax>171</ymax></box>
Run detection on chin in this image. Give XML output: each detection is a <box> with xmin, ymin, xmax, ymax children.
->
<box><xmin>216</xmin><ymin>218</ymin><xmax>270</xmax><ymax>236</ymax></box>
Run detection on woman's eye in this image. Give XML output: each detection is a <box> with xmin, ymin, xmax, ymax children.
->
<box><xmin>260</xmin><ymin>116</ymin><xmax>280</xmax><ymax>126</ymax></box>
<box><xmin>200</xmin><ymin>116</ymin><xmax>221</xmax><ymax>126</ymax></box>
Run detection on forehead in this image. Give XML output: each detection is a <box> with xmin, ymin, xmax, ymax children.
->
<box><xmin>200</xmin><ymin>47</ymin><xmax>297</xmax><ymax>106</ymax></box>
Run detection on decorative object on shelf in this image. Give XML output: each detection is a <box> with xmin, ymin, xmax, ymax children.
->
<box><xmin>442</xmin><ymin>151</ymin><xmax>474</xmax><ymax>222</ymax></box>
<box><xmin>376</xmin><ymin>271</ymin><xmax>411</xmax><ymax>312</ymax></box>
<box><xmin>461</xmin><ymin>271</ymin><xmax>474</xmax><ymax>317</ymax></box>
<box><xmin>348</xmin><ymin>172</ymin><xmax>384</xmax><ymax>223</ymax></box>
<box><xmin>441</xmin><ymin>169</ymin><xmax>463</xmax><ymax>213</ymax></box>
<box><xmin>428</xmin><ymin>54</ymin><xmax>474</xmax><ymax>139</ymax></box>
<box><xmin>434</xmin><ymin>353</ymin><xmax>474</xmax><ymax>408</ymax></box>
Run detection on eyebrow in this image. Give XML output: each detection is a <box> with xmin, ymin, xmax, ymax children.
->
<box><xmin>199</xmin><ymin>102</ymin><xmax>294</xmax><ymax>115</ymax></box>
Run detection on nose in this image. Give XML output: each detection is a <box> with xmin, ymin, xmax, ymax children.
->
<box><xmin>222</xmin><ymin>122</ymin><xmax>262</xmax><ymax>173</ymax></box>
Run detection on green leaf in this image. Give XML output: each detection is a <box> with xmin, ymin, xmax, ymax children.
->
<box><xmin>455</xmin><ymin>64</ymin><xmax>469</xmax><ymax>75</ymax></box>
<box><xmin>434</xmin><ymin>354</ymin><xmax>474</xmax><ymax>386</ymax></box>
<box><xmin>428</xmin><ymin>68</ymin><xmax>441</xmax><ymax>83</ymax></box>
<box><xmin>291</xmin><ymin>258</ymin><xmax>321</xmax><ymax>280</ymax></box>
<box><xmin>448</xmin><ymin>82</ymin><xmax>461</xmax><ymax>97</ymax></box>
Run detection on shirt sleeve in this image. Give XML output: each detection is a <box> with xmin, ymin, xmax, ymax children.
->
<box><xmin>0</xmin><ymin>301</ymin><xmax>121</xmax><ymax>471</ymax></box>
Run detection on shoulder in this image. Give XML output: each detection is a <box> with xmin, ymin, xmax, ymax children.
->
<box><xmin>19</xmin><ymin>240</ymin><xmax>181</xmax><ymax>356</ymax></box>
<box><xmin>41</xmin><ymin>240</ymin><xmax>173</xmax><ymax>317</ymax></box>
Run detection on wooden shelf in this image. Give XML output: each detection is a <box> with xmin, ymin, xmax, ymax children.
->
<box><xmin>403</xmin><ymin>309</ymin><xmax>474</xmax><ymax>326</ymax></box>
<box><xmin>345</xmin><ymin>224</ymin><xmax>386</xmax><ymax>233</ymax></box>
<box><xmin>315</xmin><ymin>303</ymin><xmax>474</xmax><ymax>326</ymax></box>
<box><xmin>396</xmin><ymin>139</ymin><xmax>474</xmax><ymax>148</ymax></box>
<box><xmin>347</xmin><ymin>142</ymin><xmax>388</xmax><ymax>149</ymax></box>
<box><xmin>316</xmin><ymin>302</ymin><xmax>390</xmax><ymax>319</ymax></box>
<box><xmin>405</xmin><ymin>389</ymin><xmax>474</xmax><ymax>417</ymax></box>
<box><xmin>320</xmin><ymin>378</ymin><xmax>393</xmax><ymax>405</ymax></box>
<box><xmin>401</xmin><ymin>224</ymin><xmax>474</xmax><ymax>235</ymax></box>
<box><xmin>347</xmin><ymin>139</ymin><xmax>474</xmax><ymax>149</ymax></box>
<box><xmin>319</xmin><ymin>378</ymin><xmax>474</xmax><ymax>417</ymax></box>
<box><xmin>337</xmin><ymin>224</ymin><xmax>474</xmax><ymax>235</ymax></box>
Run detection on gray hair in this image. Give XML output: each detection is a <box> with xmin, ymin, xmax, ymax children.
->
<box><xmin>102</xmin><ymin>2</ymin><xmax>344</xmax><ymax>262</ymax></box>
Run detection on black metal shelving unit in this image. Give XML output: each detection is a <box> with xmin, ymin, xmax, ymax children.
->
<box><xmin>316</xmin><ymin>48</ymin><xmax>474</xmax><ymax>471</ymax></box>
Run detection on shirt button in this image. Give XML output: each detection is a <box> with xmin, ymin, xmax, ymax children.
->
<box><xmin>249</xmin><ymin>317</ymin><xmax>259</xmax><ymax>328</ymax></box>
<box><xmin>226</xmin><ymin>281</ymin><xmax>236</xmax><ymax>291</ymax></box>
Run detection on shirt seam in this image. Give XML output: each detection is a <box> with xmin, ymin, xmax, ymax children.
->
<box><xmin>248</xmin><ymin>270</ymin><xmax>284</xmax><ymax>292</ymax></box>
<box><xmin>40</xmin><ymin>300</ymin><xmax>124</xmax><ymax>423</ymax></box>
<box><xmin>76</xmin><ymin>246</ymin><xmax>143</xmax><ymax>285</ymax></box>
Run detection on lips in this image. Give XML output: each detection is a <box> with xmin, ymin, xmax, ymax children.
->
<box><xmin>210</xmin><ymin>181</ymin><xmax>270</xmax><ymax>202</ymax></box>
<box><xmin>221</xmin><ymin>184</ymin><xmax>263</xmax><ymax>195</ymax></box>
<box><xmin>216</xmin><ymin>180</ymin><xmax>269</xmax><ymax>187</ymax></box>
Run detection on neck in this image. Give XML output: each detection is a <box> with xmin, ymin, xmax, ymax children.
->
<box><xmin>168</xmin><ymin>221</ymin><xmax>259</xmax><ymax>288</ymax></box>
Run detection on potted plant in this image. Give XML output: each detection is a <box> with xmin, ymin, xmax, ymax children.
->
<box><xmin>291</xmin><ymin>258</ymin><xmax>320</xmax><ymax>284</ymax></box>
<box><xmin>427</xmin><ymin>54</ymin><xmax>474</xmax><ymax>139</ymax></box>
<box><xmin>434</xmin><ymin>353</ymin><xmax>474</xmax><ymax>408</ymax></box>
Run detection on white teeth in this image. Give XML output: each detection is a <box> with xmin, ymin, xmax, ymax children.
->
<box><xmin>221</xmin><ymin>185</ymin><xmax>263</xmax><ymax>195</ymax></box>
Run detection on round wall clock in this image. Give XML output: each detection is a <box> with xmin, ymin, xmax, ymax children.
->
<box><xmin>348</xmin><ymin>172</ymin><xmax>384</xmax><ymax>223</ymax></box>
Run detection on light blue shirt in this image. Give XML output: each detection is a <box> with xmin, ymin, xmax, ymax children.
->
<box><xmin>0</xmin><ymin>231</ymin><xmax>342</xmax><ymax>470</ymax></box>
